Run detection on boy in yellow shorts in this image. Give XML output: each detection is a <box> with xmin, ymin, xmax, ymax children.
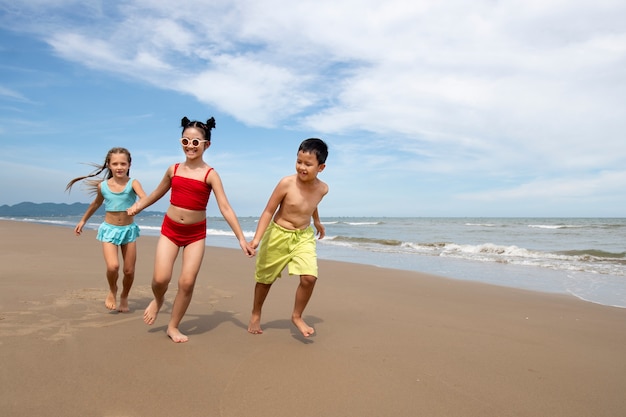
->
<box><xmin>248</xmin><ymin>138</ymin><xmax>329</xmax><ymax>337</ymax></box>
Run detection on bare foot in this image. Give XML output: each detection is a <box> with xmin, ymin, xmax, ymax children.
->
<box><xmin>105</xmin><ymin>291</ymin><xmax>117</xmax><ymax>311</ymax></box>
<box><xmin>292</xmin><ymin>317</ymin><xmax>315</xmax><ymax>337</ymax></box>
<box><xmin>117</xmin><ymin>297</ymin><xmax>130</xmax><ymax>313</ymax></box>
<box><xmin>143</xmin><ymin>299</ymin><xmax>161</xmax><ymax>325</ymax></box>
<box><xmin>167</xmin><ymin>327</ymin><xmax>189</xmax><ymax>343</ymax></box>
<box><xmin>248</xmin><ymin>313</ymin><xmax>263</xmax><ymax>334</ymax></box>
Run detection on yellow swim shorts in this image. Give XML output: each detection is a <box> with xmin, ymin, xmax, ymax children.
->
<box><xmin>255</xmin><ymin>221</ymin><xmax>318</xmax><ymax>284</ymax></box>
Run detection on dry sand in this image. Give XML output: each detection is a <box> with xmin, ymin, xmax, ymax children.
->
<box><xmin>1</xmin><ymin>220</ymin><xmax>625</xmax><ymax>417</ymax></box>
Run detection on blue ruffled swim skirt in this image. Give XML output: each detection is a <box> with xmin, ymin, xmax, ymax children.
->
<box><xmin>97</xmin><ymin>222</ymin><xmax>140</xmax><ymax>245</ymax></box>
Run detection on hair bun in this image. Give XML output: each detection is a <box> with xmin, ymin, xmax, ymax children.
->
<box><xmin>181</xmin><ymin>117</ymin><xmax>190</xmax><ymax>127</ymax></box>
<box><xmin>206</xmin><ymin>117</ymin><xmax>216</xmax><ymax>130</ymax></box>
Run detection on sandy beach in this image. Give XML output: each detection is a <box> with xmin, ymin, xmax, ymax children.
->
<box><xmin>1</xmin><ymin>219</ymin><xmax>625</xmax><ymax>417</ymax></box>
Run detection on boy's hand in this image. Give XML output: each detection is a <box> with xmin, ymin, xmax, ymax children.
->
<box><xmin>314</xmin><ymin>222</ymin><xmax>326</xmax><ymax>239</ymax></box>
<box><xmin>240</xmin><ymin>240</ymin><xmax>255</xmax><ymax>257</ymax></box>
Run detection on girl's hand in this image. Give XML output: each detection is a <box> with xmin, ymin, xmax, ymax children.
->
<box><xmin>240</xmin><ymin>240</ymin><xmax>255</xmax><ymax>257</ymax></box>
<box><xmin>127</xmin><ymin>203</ymin><xmax>139</xmax><ymax>216</ymax></box>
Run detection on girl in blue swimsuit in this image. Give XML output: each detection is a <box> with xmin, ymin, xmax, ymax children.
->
<box><xmin>66</xmin><ymin>147</ymin><xmax>147</xmax><ymax>313</ymax></box>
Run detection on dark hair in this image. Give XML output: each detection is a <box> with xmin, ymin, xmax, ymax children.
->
<box><xmin>298</xmin><ymin>138</ymin><xmax>328</xmax><ymax>164</ymax></box>
<box><xmin>65</xmin><ymin>147</ymin><xmax>132</xmax><ymax>194</ymax></box>
<box><xmin>181</xmin><ymin>116</ymin><xmax>216</xmax><ymax>141</ymax></box>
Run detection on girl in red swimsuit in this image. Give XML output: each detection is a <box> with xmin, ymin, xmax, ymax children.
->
<box><xmin>128</xmin><ymin>117</ymin><xmax>254</xmax><ymax>343</ymax></box>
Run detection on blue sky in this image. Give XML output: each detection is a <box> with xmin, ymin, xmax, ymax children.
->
<box><xmin>1</xmin><ymin>1</ymin><xmax>625</xmax><ymax>217</ymax></box>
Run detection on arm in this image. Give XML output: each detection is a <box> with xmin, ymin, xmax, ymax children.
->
<box><xmin>75</xmin><ymin>184</ymin><xmax>104</xmax><ymax>236</ymax></box>
<box><xmin>127</xmin><ymin>168</ymin><xmax>172</xmax><ymax>215</ymax></box>
<box><xmin>208</xmin><ymin>171</ymin><xmax>254</xmax><ymax>257</ymax></box>
<box><xmin>251</xmin><ymin>178</ymin><xmax>288</xmax><ymax>248</ymax></box>
<box><xmin>131</xmin><ymin>179</ymin><xmax>148</xmax><ymax>203</ymax></box>
<box><xmin>312</xmin><ymin>207</ymin><xmax>325</xmax><ymax>239</ymax></box>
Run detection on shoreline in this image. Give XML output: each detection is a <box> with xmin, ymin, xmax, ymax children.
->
<box><xmin>1</xmin><ymin>220</ymin><xmax>625</xmax><ymax>417</ymax></box>
<box><xmin>6</xmin><ymin>216</ymin><xmax>626</xmax><ymax>309</ymax></box>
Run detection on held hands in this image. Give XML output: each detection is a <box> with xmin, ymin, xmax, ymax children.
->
<box><xmin>127</xmin><ymin>203</ymin><xmax>140</xmax><ymax>216</ymax></box>
<box><xmin>244</xmin><ymin>239</ymin><xmax>260</xmax><ymax>257</ymax></box>
<box><xmin>240</xmin><ymin>240</ymin><xmax>256</xmax><ymax>257</ymax></box>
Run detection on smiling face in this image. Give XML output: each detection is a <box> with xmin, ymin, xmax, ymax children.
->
<box><xmin>295</xmin><ymin>150</ymin><xmax>325</xmax><ymax>182</ymax></box>
<box><xmin>181</xmin><ymin>126</ymin><xmax>209</xmax><ymax>158</ymax></box>
<box><xmin>107</xmin><ymin>152</ymin><xmax>131</xmax><ymax>179</ymax></box>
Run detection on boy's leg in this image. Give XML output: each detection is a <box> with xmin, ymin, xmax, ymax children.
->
<box><xmin>248</xmin><ymin>282</ymin><xmax>272</xmax><ymax>334</ymax></box>
<box><xmin>292</xmin><ymin>274</ymin><xmax>317</xmax><ymax>337</ymax></box>
<box><xmin>144</xmin><ymin>236</ymin><xmax>178</xmax><ymax>325</ymax></box>
<box><xmin>166</xmin><ymin>239</ymin><xmax>205</xmax><ymax>343</ymax></box>
<box><xmin>101</xmin><ymin>242</ymin><xmax>120</xmax><ymax>310</ymax></box>
<box><xmin>118</xmin><ymin>241</ymin><xmax>137</xmax><ymax>313</ymax></box>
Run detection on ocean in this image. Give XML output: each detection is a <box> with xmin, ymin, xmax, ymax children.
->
<box><xmin>4</xmin><ymin>215</ymin><xmax>625</xmax><ymax>309</ymax></box>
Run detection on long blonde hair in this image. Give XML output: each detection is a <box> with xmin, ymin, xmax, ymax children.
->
<box><xmin>65</xmin><ymin>147</ymin><xmax>132</xmax><ymax>195</ymax></box>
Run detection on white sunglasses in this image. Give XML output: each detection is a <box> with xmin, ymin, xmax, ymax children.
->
<box><xmin>180</xmin><ymin>137</ymin><xmax>208</xmax><ymax>147</ymax></box>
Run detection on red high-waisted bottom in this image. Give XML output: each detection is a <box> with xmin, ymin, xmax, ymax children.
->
<box><xmin>161</xmin><ymin>215</ymin><xmax>206</xmax><ymax>247</ymax></box>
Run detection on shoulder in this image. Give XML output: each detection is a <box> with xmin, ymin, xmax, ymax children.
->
<box><xmin>165</xmin><ymin>164</ymin><xmax>178</xmax><ymax>177</ymax></box>
<box><xmin>267</xmin><ymin>175</ymin><xmax>294</xmax><ymax>197</ymax></box>
<box><xmin>319</xmin><ymin>179</ymin><xmax>329</xmax><ymax>194</ymax></box>
<box><xmin>205</xmin><ymin>166</ymin><xmax>218</xmax><ymax>181</ymax></box>
<box><xmin>275</xmin><ymin>175</ymin><xmax>297</xmax><ymax>190</ymax></box>
<box><xmin>279</xmin><ymin>174</ymin><xmax>297</xmax><ymax>185</ymax></box>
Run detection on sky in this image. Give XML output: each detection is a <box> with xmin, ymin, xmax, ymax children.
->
<box><xmin>1</xmin><ymin>0</ymin><xmax>625</xmax><ymax>218</ymax></box>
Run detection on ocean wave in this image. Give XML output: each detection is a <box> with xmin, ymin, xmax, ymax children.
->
<box><xmin>528</xmin><ymin>224</ymin><xmax>585</xmax><ymax>229</ymax></box>
<box><xmin>343</xmin><ymin>221</ymin><xmax>383</xmax><ymax>226</ymax></box>
<box><xmin>6</xmin><ymin>217</ymin><xmax>75</xmax><ymax>227</ymax></box>
<box><xmin>322</xmin><ymin>238</ymin><xmax>626</xmax><ymax>276</ymax></box>
<box><xmin>558</xmin><ymin>249</ymin><xmax>626</xmax><ymax>259</ymax></box>
<box><xmin>528</xmin><ymin>223</ymin><xmax>626</xmax><ymax>230</ymax></box>
<box><xmin>331</xmin><ymin>235</ymin><xmax>402</xmax><ymax>246</ymax></box>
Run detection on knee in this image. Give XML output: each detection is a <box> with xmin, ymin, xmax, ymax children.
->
<box><xmin>106</xmin><ymin>263</ymin><xmax>120</xmax><ymax>274</ymax></box>
<box><xmin>151</xmin><ymin>277</ymin><xmax>169</xmax><ymax>291</ymax></box>
<box><xmin>178</xmin><ymin>277</ymin><xmax>197</xmax><ymax>294</ymax></box>
<box><xmin>300</xmin><ymin>275</ymin><xmax>317</xmax><ymax>287</ymax></box>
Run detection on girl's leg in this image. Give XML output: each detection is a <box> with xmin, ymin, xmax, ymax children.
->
<box><xmin>143</xmin><ymin>236</ymin><xmax>179</xmax><ymax>325</ymax></box>
<box><xmin>118</xmin><ymin>241</ymin><xmax>137</xmax><ymax>312</ymax></box>
<box><xmin>292</xmin><ymin>274</ymin><xmax>317</xmax><ymax>337</ymax></box>
<box><xmin>167</xmin><ymin>239</ymin><xmax>205</xmax><ymax>343</ymax></box>
<box><xmin>101</xmin><ymin>242</ymin><xmax>120</xmax><ymax>310</ymax></box>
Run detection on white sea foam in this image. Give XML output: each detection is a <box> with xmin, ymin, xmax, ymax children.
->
<box><xmin>6</xmin><ymin>215</ymin><xmax>625</xmax><ymax>308</ymax></box>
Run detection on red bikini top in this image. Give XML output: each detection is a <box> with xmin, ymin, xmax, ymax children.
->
<box><xmin>170</xmin><ymin>163</ymin><xmax>213</xmax><ymax>210</ymax></box>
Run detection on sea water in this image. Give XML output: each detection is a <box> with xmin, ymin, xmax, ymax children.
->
<box><xmin>5</xmin><ymin>215</ymin><xmax>625</xmax><ymax>308</ymax></box>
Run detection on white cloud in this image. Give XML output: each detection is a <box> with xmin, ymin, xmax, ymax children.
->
<box><xmin>0</xmin><ymin>85</ymin><xmax>29</xmax><ymax>102</ymax></box>
<box><xmin>1</xmin><ymin>0</ymin><xmax>625</xmax><ymax>216</ymax></box>
<box><xmin>459</xmin><ymin>170</ymin><xmax>626</xmax><ymax>201</ymax></box>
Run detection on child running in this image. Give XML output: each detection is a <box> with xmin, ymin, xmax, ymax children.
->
<box><xmin>248</xmin><ymin>138</ymin><xmax>329</xmax><ymax>337</ymax></box>
<box><xmin>127</xmin><ymin>116</ymin><xmax>254</xmax><ymax>343</ymax></box>
<box><xmin>66</xmin><ymin>147</ymin><xmax>147</xmax><ymax>313</ymax></box>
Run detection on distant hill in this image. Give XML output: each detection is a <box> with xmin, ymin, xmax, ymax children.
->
<box><xmin>0</xmin><ymin>202</ymin><xmax>162</xmax><ymax>217</ymax></box>
<box><xmin>0</xmin><ymin>202</ymin><xmax>100</xmax><ymax>217</ymax></box>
